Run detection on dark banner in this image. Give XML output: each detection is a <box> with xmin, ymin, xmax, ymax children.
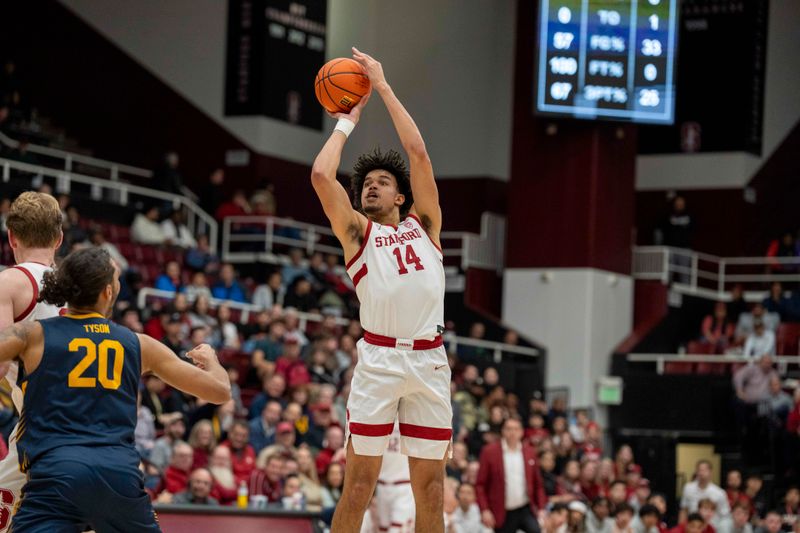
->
<box><xmin>639</xmin><ymin>0</ymin><xmax>769</xmax><ymax>155</ymax></box>
<box><xmin>225</xmin><ymin>0</ymin><xmax>326</xmax><ymax>130</ymax></box>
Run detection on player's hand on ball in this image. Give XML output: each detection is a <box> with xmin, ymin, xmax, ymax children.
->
<box><xmin>187</xmin><ymin>343</ymin><xmax>218</xmax><ymax>370</ymax></box>
<box><xmin>327</xmin><ymin>86</ymin><xmax>372</xmax><ymax>125</ymax></box>
<box><xmin>352</xmin><ymin>47</ymin><xmax>386</xmax><ymax>88</ymax></box>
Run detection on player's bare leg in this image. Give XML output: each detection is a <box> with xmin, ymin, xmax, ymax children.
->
<box><xmin>331</xmin><ymin>440</ymin><xmax>383</xmax><ymax>533</ymax></box>
<box><xmin>408</xmin><ymin>455</ymin><xmax>447</xmax><ymax>533</ymax></box>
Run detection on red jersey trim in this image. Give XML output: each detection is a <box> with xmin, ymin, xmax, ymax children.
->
<box><xmin>345</xmin><ymin>219</ymin><xmax>373</xmax><ymax>270</ymax></box>
<box><xmin>363</xmin><ymin>331</ymin><xmax>443</xmax><ymax>350</ymax></box>
<box><xmin>348</xmin><ymin>420</ymin><xmax>394</xmax><ymax>437</ymax></box>
<box><xmin>399</xmin><ymin>423</ymin><xmax>452</xmax><ymax>441</ymax></box>
<box><xmin>406</xmin><ymin>213</ymin><xmax>443</xmax><ymax>253</ymax></box>
<box><xmin>12</xmin><ymin>266</ymin><xmax>38</xmax><ymax>322</ymax></box>
<box><xmin>377</xmin><ymin>480</ymin><xmax>411</xmax><ymax>486</ymax></box>
<box><xmin>352</xmin><ymin>263</ymin><xmax>368</xmax><ymax>288</ymax></box>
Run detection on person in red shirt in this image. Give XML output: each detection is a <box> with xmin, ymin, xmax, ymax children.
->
<box><xmin>696</xmin><ymin>499</ymin><xmax>719</xmax><ymax>533</ymax></box>
<box><xmin>724</xmin><ymin>470</ymin><xmax>752</xmax><ymax>511</ymax></box>
<box><xmin>219</xmin><ymin>420</ymin><xmax>256</xmax><ymax>485</ymax></box>
<box><xmin>579</xmin><ymin>460</ymin><xmax>601</xmax><ymax>502</ymax></box>
<box><xmin>249</xmin><ymin>454</ymin><xmax>285</xmax><ymax>503</ymax></box>
<box><xmin>164</xmin><ymin>442</ymin><xmax>194</xmax><ymax>494</ymax></box>
<box><xmin>207</xmin><ymin>445</ymin><xmax>238</xmax><ymax>505</ymax></box>
<box><xmin>274</xmin><ymin>336</ymin><xmax>310</xmax><ymax>389</ymax></box>
<box><xmin>315</xmin><ymin>425</ymin><xmax>346</xmax><ymax>478</ymax></box>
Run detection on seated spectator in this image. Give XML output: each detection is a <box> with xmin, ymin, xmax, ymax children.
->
<box><xmin>184</xmin><ymin>233</ymin><xmax>220</xmax><ymax>274</ymax></box>
<box><xmin>164</xmin><ymin>441</ymin><xmax>195</xmax><ymax>495</ymax></box>
<box><xmin>295</xmin><ymin>446</ymin><xmax>323</xmax><ymax>512</ymax></box>
<box><xmin>282</xmin><ymin>248</ymin><xmax>311</xmax><ymax>288</ymax></box>
<box><xmin>252</xmin><ymin>271</ymin><xmax>286</xmax><ymax>310</ymax></box>
<box><xmin>188</xmin><ymin>294</ymin><xmax>216</xmax><ymax>328</ymax></box>
<box><xmin>635</xmin><ymin>504</ymin><xmax>662</xmax><ymax>533</ymax></box>
<box><xmin>249</xmin><ymin>373</ymin><xmax>288</xmax><ymax>420</ymax></box>
<box><xmin>135</xmin><ymin>400</ymin><xmax>156</xmax><ymax>459</ymax></box>
<box><xmin>131</xmin><ymin>205</ymin><xmax>166</xmax><ymax>245</ymax></box>
<box><xmin>161</xmin><ymin>208</ymin><xmax>197</xmax><ymax>249</ymax></box>
<box><xmin>724</xmin><ymin>470</ymin><xmax>750</xmax><ymax>511</ymax></box>
<box><xmin>149</xmin><ymin>413</ymin><xmax>186</xmax><ymax>471</ymax></box>
<box><xmin>214</xmin><ymin>304</ymin><xmax>241</xmax><ymax>350</ymax></box>
<box><xmin>88</xmin><ymin>229</ymin><xmax>129</xmax><ymax>271</ymax></box>
<box><xmin>719</xmin><ymin>503</ymin><xmax>753</xmax><ymax>533</ymax></box>
<box><xmin>670</xmin><ymin>514</ymin><xmax>708</xmax><ymax>533</ymax></box>
<box><xmin>451</xmin><ymin>482</ymin><xmax>487</xmax><ymax>533</ymax></box>
<box><xmin>172</xmin><ymin>468</ymin><xmax>219</xmax><ymax>505</ymax></box>
<box><xmin>736</xmin><ymin>304</ymin><xmax>779</xmax><ymax>342</ymax></box>
<box><xmin>458</xmin><ymin>322</ymin><xmax>491</xmax><ymax>366</ymax></box>
<box><xmin>120</xmin><ymin>308</ymin><xmax>144</xmax><ymax>333</ymax></box>
<box><xmin>284</xmin><ymin>278</ymin><xmax>317</xmax><ymax>312</ymax></box>
<box><xmin>756</xmin><ymin>511</ymin><xmax>783</xmax><ymax>533</ymax></box>
<box><xmin>609</xmin><ymin>481</ymin><xmax>630</xmax><ymax>514</ymax></box>
<box><xmin>274</xmin><ymin>335</ymin><xmax>310</xmax><ymax>389</ymax></box>
<box><xmin>320</xmin><ymin>462</ymin><xmax>344</xmax><ymax>511</ymax></box>
<box><xmin>580</xmin><ymin>460</ymin><xmax>602</xmax><ymax>502</ymax></box>
<box><xmin>571</xmin><ymin>501</ymin><xmax>590</xmax><ymax>533</ymax></box>
<box><xmin>305</xmin><ymin>403</ymin><xmax>335</xmax><ymax>450</ymax></box>
<box><xmin>315</xmin><ymin>425</ymin><xmax>346</xmax><ymax>478</ymax></box>
<box><xmin>257</xmin><ymin>422</ymin><xmax>297</xmax><ymax>468</ymax></box>
<box><xmin>701</xmin><ymin>302</ymin><xmax>735</xmax><ymax>352</ymax></box>
<box><xmin>185</xmin><ymin>271</ymin><xmax>213</xmax><ymax>301</ymax></box>
<box><xmin>743</xmin><ymin>320</ymin><xmax>775</xmax><ymax>359</ymax></box>
<box><xmin>215</xmin><ymin>189</ymin><xmax>251</xmax><ymax>222</ymax></box>
<box><xmin>763</xmin><ymin>282</ymin><xmax>791</xmax><ymax>320</ymax></box>
<box><xmin>249</xmin><ymin>400</ymin><xmax>282</xmax><ymax>455</ymax></box>
<box><xmin>308</xmin><ymin>346</ymin><xmax>337</xmax><ymax>386</ymax></box>
<box><xmin>207</xmin><ymin>445</ymin><xmax>238</xmax><ymax>505</ymax></box>
<box><xmin>249</xmin><ymin>454</ymin><xmax>285</xmax><ymax>504</ymax></box>
<box><xmin>744</xmin><ymin>475</ymin><xmax>768</xmax><ymax>520</ymax></box>
<box><xmin>161</xmin><ymin>313</ymin><xmax>189</xmax><ymax>356</ymax></box>
<box><xmin>188</xmin><ymin>419</ymin><xmax>217</xmax><ymax>469</ymax></box>
<box><xmin>588</xmin><ymin>497</ymin><xmax>615</xmax><ymax>533</ymax></box>
<box><xmin>219</xmin><ymin>420</ymin><xmax>257</xmax><ymax>485</ymax></box>
<box><xmin>212</xmin><ymin>263</ymin><xmax>247</xmax><ymax>303</ymax></box>
<box><xmin>155</xmin><ymin>261</ymin><xmax>185</xmax><ymax>293</ymax></box>
<box><xmin>281</xmin><ymin>474</ymin><xmax>306</xmax><ymax>510</ymax></box>
<box><xmin>614</xmin><ymin>503</ymin><xmax>636</xmax><ymax>533</ymax></box>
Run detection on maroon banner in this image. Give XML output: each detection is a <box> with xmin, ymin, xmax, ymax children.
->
<box><xmin>154</xmin><ymin>505</ymin><xmax>317</xmax><ymax>533</ymax></box>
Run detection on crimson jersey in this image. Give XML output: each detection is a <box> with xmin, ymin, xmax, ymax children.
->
<box><xmin>345</xmin><ymin>214</ymin><xmax>445</xmax><ymax>340</ymax></box>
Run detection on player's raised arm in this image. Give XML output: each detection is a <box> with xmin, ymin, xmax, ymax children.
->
<box><xmin>139</xmin><ymin>334</ymin><xmax>231</xmax><ymax>404</ymax></box>
<box><xmin>311</xmin><ymin>92</ymin><xmax>370</xmax><ymax>251</ymax></box>
<box><xmin>352</xmin><ymin>47</ymin><xmax>442</xmax><ymax>242</ymax></box>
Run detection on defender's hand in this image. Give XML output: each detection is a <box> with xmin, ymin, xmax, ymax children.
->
<box><xmin>351</xmin><ymin>47</ymin><xmax>387</xmax><ymax>88</ymax></box>
<box><xmin>187</xmin><ymin>343</ymin><xmax>218</xmax><ymax>370</ymax></box>
<box><xmin>327</xmin><ymin>86</ymin><xmax>372</xmax><ymax>125</ymax></box>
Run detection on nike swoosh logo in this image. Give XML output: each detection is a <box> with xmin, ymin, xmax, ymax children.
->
<box><xmin>434</xmin><ymin>365</ymin><xmax>447</xmax><ymax>370</ymax></box>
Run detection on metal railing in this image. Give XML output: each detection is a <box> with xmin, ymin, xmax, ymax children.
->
<box><xmin>0</xmin><ymin>158</ymin><xmax>217</xmax><ymax>252</ymax></box>
<box><xmin>632</xmin><ymin>246</ymin><xmax>800</xmax><ymax>299</ymax></box>
<box><xmin>627</xmin><ymin>352</ymin><xmax>800</xmax><ymax>375</ymax></box>
<box><xmin>0</xmin><ymin>130</ymin><xmax>152</xmax><ymax>181</ymax></box>
<box><xmin>222</xmin><ymin>212</ymin><xmax>506</xmax><ymax>272</ymax></box>
<box><xmin>138</xmin><ymin>288</ymin><xmax>539</xmax><ymax>361</ymax></box>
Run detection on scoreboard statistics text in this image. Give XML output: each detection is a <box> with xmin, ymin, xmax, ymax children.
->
<box><xmin>536</xmin><ymin>0</ymin><xmax>678</xmax><ymax>124</ymax></box>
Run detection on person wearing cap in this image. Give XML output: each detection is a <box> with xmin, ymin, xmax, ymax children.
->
<box><xmin>570</xmin><ymin>501</ymin><xmax>589</xmax><ymax>533</ymax></box>
<box><xmin>306</xmin><ymin>402</ymin><xmax>335</xmax><ymax>449</ymax></box>
<box><xmin>274</xmin><ymin>334</ymin><xmax>311</xmax><ymax>389</ymax></box>
<box><xmin>149</xmin><ymin>413</ymin><xmax>187</xmax><ymax>471</ymax></box>
<box><xmin>256</xmin><ymin>421</ymin><xmax>298</xmax><ymax>469</ymax></box>
<box><xmin>629</xmin><ymin>478</ymin><xmax>652</xmax><ymax>514</ymax></box>
<box><xmin>476</xmin><ymin>417</ymin><xmax>546</xmax><ymax>532</ymax></box>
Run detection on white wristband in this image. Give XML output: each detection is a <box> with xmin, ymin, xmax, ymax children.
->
<box><xmin>334</xmin><ymin>118</ymin><xmax>355</xmax><ymax>138</ymax></box>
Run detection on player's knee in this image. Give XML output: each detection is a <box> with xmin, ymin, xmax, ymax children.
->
<box><xmin>343</xmin><ymin>478</ymin><xmax>376</xmax><ymax>509</ymax></box>
<box><xmin>416</xmin><ymin>477</ymin><xmax>444</xmax><ymax>510</ymax></box>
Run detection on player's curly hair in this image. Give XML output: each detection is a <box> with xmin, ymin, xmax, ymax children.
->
<box><xmin>350</xmin><ymin>147</ymin><xmax>413</xmax><ymax>216</ymax></box>
<box><xmin>39</xmin><ymin>247</ymin><xmax>115</xmax><ymax>308</ymax></box>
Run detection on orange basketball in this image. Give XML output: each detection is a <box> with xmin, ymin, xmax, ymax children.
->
<box><xmin>314</xmin><ymin>58</ymin><xmax>371</xmax><ymax>114</ymax></box>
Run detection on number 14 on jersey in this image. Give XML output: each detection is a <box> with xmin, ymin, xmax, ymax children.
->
<box><xmin>392</xmin><ymin>245</ymin><xmax>425</xmax><ymax>275</ymax></box>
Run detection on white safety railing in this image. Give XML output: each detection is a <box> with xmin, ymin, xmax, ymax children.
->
<box><xmin>627</xmin><ymin>352</ymin><xmax>800</xmax><ymax>376</ymax></box>
<box><xmin>632</xmin><ymin>246</ymin><xmax>800</xmax><ymax>299</ymax></box>
<box><xmin>222</xmin><ymin>212</ymin><xmax>506</xmax><ymax>272</ymax></box>
<box><xmin>0</xmin><ymin>158</ymin><xmax>217</xmax><ymax>252</ymax></box>
<box><xmin>0</xmin><ymin>130</ymin><xmax>152</xmax><ymax>181</ymax></box>
<box><xmin>138</xmin><ymin>288</ymin><xmax>539</xmax><ymax>361</ymax></box>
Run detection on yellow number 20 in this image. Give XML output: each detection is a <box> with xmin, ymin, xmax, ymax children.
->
<box><xmin>68</xmin><ymin>338</ymin><xmax>125</xmax><ymax>390</ymax></box>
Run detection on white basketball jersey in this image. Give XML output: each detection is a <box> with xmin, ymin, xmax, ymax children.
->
<box><xmin>346</xmin><ymin>214</ymin><xmax>445</xmax><ymax>340</ymax></box>
<box><xmin>7</xmin><ymin>262</ymin><xmax>61</xmax><ymax>412</ymax></box>
<box><xmin>379</xmin><ymin>421</ymin><xmax>410</xmax><ymax>483</ymax></box>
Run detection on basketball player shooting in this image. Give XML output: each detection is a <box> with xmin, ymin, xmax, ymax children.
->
<box><xmin>311</xmin><ymin>47</ymin><xmax>452</xmax><ymax>533</ymax></box>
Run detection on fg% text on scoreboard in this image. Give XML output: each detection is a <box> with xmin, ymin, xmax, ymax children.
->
<box><xmin>536</xmin><ymin>0</ymin><xmax>678</xmax><ymax>124</ymax></box>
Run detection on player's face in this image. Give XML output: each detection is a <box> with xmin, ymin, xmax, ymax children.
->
<box><xmin>361</xmin><ymin>170</ymin><xmax>404</xmax><ymax>217</ymax></box>
<box><xmin>103</xmin><ymin>260</ymin><xmax>122</xmax><ymax>318</ymax></box>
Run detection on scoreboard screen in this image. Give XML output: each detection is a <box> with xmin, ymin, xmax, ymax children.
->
<box><xmin>536</xmin><ymin>0</ymin><xmax>678</xmax><ymax>124</ymax></box>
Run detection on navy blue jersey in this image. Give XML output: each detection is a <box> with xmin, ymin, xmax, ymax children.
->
<box><xmin>16</xmin><ymin>312</ymin><xmax>141</xmax><ymax>472</ymax></box>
